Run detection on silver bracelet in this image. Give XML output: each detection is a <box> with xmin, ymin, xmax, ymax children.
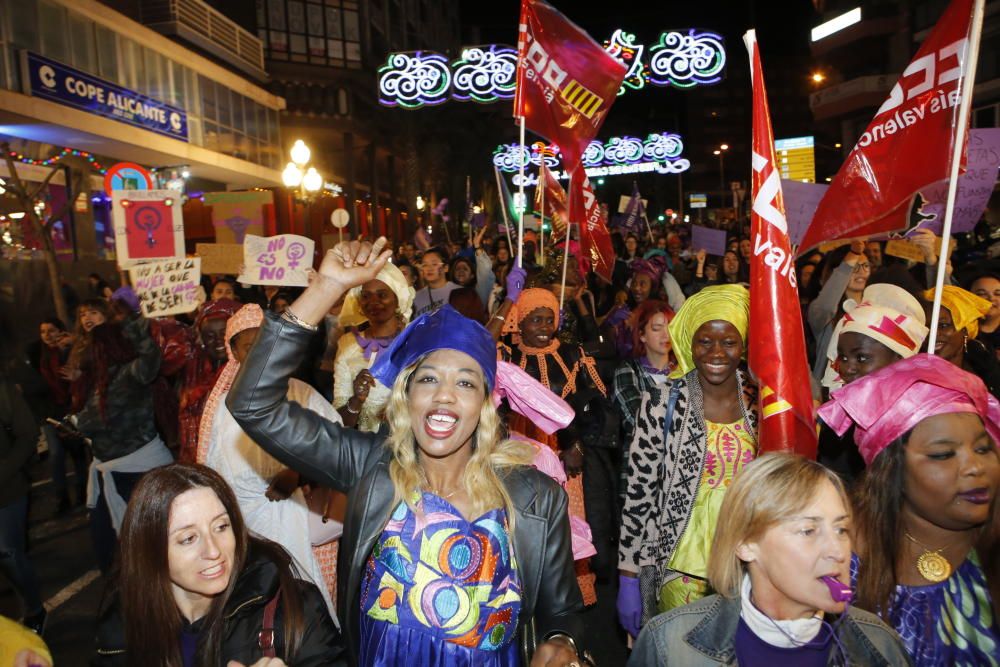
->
<box><xmin>282</xmin><ymin>307</ymin><xmax>319</xmax><ymax>332</ymax></box>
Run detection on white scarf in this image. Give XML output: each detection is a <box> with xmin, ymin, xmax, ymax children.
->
<box><xmin>740</xmin><ymin>574</ymin><xmax>823</xmax><ymax>648</ymax></box>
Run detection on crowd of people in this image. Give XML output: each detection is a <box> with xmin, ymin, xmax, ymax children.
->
<box><xmin>2</xmin><ymin>217</ymin><xmax>999</xmax><ymax>666</ymax></box>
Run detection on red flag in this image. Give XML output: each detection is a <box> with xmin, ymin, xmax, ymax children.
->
<box><xmin>744</xmin><ymin>30</ymin><xmax>817</xmax><ymax>457</ymax></box>
<box><xmin>515</xmin><ymin>0</ymin><xmax>626</xmax><ymax>174</ymax></box>
<box><xmin>569</xmin><ymin>168</ymin><xmax>614</xmax><ymax>283</ymax></box>
<box><xmin>799</xmin><ymin>0</ymin><xmax>974</xmax><ymax>252</ymax></box>
<box><xmin>534</xmin><ymin>162</ymin><xmax>569</xmax><ymax>239</ymax></box>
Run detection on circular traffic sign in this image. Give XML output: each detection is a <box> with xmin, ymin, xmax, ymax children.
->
<box><xmin>104</xmin><ymin>162</ymin><xmax>154</xmax><ymax>196</ymax></box>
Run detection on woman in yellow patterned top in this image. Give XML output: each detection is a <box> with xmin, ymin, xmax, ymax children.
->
<box><xmin>617</xmin><ymin>285</ymin><xmax>758</xmax><ymax>639</ymax></box>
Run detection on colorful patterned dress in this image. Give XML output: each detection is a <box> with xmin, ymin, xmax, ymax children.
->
<box><xmin>888</xmin><ymin>551</ymin><xmax>999</xmax><ymax>666</ymax></box>
<box><xmin>359</xmin><ymin>492</ymin><xmax>522</xmax><ymax>666</ymax></box>
<box><xmin>658</xmin><ymin>419</ymin><xmax>757</xmax><ymax>613</ymax></box>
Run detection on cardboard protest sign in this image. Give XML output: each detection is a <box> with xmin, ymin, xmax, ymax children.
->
<box><xmin>129</xmin><ymin>258</ymin><xmax>202</xmax><ymax>318</ymax></box>
<box><xmin>112</xmin><ymin>190</ymin><xmax>184</xmax><ymax>268</ymax></box>
<box><xmin>885</xmin><ymin>237</ymin><xmax>941</xmax><ymax>263</ymax></box>
<box><xmin>238</xmin><ymin>234</ymin><xmax>314</xmax><ymax>286</ymax></box>
<box><xmin>196</xmin><ymin>243</ymin><xmax>244</xmax><ymax>275</ymax></box>
<box><xmin>203</xmin><ymin>191</ymin><xmax>273</xmax><ymax>244</ymax></box>
<box><xmin>690</xmin><ymin>225</ymin><xmax>728</xmax><ymax>257</ymax></box>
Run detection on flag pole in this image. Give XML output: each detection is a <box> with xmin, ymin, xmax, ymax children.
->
<box><xmin>559</xmin><ymin>223</ymin><xmax>571</xmax><ymax>311</ymax></box>
<box><xmin>494</xmin><ymin>166</ymin><xmax>515</xmax><ymax>254</ymax></box>
<box><xmin>928</xmin><ymin>0</ymin><xmax>985</xmax><ymax>352</ymax></box>
<box><xmin>539</xmin><ymin>165</ymin><xmax>546</xmax><ymax>266</ymax></box>
<box><xmin>517</xmin><ymin>115</ymin><xmax>526</xmax><ymax>268</ymax></box>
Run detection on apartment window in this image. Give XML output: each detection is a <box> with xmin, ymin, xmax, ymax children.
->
<box><xmin>68</xmin><ymin>13</ymin><xmax>96</xmax><ymax>73</ymax></box>
<box><xmin>95</xmin><ymin>25</ymin><xmax>118</xmax><ymax>82</ymax></box>
<box><xmin>201</xmin><ymin>76</ymin><xmax>218</xmax><ymax>124</ymax></box>
<box><xmin>38</xmin><ymin>1</ymin><xmax>69</xmax><ymax>64</ymax></box>
<box><xmin>259</xmin><ymin>0</ymin><xmax>361</xmax><ymax>67</ymax></box>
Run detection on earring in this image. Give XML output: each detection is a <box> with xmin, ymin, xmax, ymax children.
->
<box><xmin>964</xmin><ymin>334</ymin><xmax>968</xmax><ymax>354</ymax></box>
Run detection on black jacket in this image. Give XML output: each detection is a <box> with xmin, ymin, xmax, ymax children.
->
<box><xmin>0</xmin><ymin>378</ymin><xmax>40</xmax><ymax>508</ymax></box>
<box><xmin>227</xmin><ymin>312</ymin><xmax>584</xmax><ymax>666</ymax></box>
<box><xmin>74</xmin><ymin>316</ymin><xmax>161</xmax><ymax>461</ymax></box>
<box><xmin>93</xmin><ymin>544</ymin><xmax>343</xmax><ymax>666</ymax></box>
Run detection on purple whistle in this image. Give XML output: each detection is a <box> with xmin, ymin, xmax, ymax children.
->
<box><xmin>821</xmin><ymin>576</ymin><xmax>853</xmax><ymax>602</ymax></box>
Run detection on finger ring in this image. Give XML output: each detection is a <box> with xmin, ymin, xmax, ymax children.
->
<box><xmin>568</xmin><ymin>662</ymin><xmax>581</xmax><ymax>667</ymax></box>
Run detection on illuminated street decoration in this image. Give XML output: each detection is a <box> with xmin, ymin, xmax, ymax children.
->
<box><xmin>648</xmin><ymin>30</ymin><xmax>726</xmax><ymax>88</ymax></box>
<box><xmin>452</xmin><ymin>45</ymin><xmax>518</xmax><ymax>103</ymax></box>
<box><xmin>493</xmin><ymin>132</ymin><xmax>690</xmax><ymax>185</ymax></box>
<box><xmin>377</xmin><ymin>30</ymin><xmax>725</xmax><ymax>108</ymax></box>
<box><xmin>603</xmin><ymin>30</ymin><xmax>647</xmax><ymax>96</ymax></box>
<box><xmin>378</xmin><ymin>52</ymin><xmax>452</xmax><ymax>109</ymax></box>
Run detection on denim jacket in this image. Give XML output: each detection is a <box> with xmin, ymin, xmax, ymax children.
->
<box><xmin>628</xmin><ymin>594</ymin><xmax>912</xmax><ymax>666</ymax></box>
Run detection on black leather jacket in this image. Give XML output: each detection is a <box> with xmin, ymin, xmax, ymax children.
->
<box><xmin>93</xmin><ymin>544</ymin><xmax>344</xmax><ymax>666</ymax></box>
<box><xmin>227</xmin><ymin>312</ymin><xmax>584</xmax><ymax>665</ymax></box>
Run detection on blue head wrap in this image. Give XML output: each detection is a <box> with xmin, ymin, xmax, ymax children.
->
<box><xmin>370</xmin><ymin>305</ymin><xmax>497</xmax><ymax>390</ymax></box>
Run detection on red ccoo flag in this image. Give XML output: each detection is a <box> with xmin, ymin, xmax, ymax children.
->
<box><xmin>744</xmin><ymin>30</ymin><xmax>817</xmax><ymax>457</ymax></box>
<box><xmin>798</xmin><ymin>0</ymin><xmax>975</xmax><ymax>252</ymax></box>
<box><xmin>535</xmin><ymin>161</ymin><xmax>569</xmax><ymax>240</ymax></box>
<box><xmin>515</xmin><ymin>0</ymin><xmax>626</xmax><ymax>176</ymax></box>
<box><xmin>568</xmin><ymin>168</ymin><xmax>614</xmax><ymax>283</ymax></box>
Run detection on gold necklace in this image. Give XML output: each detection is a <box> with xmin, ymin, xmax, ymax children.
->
<box><xmin>903</xmin><ymin>531</ymin><xmax>954</xmax><ymax>583</ymax></box>
<box><xmin>425</xmin><ymin>485</ymin><xmax>459</xmax><ymax>500</ymax></box>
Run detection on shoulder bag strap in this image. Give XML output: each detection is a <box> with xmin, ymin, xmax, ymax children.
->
<box><xmin>258</xmin><ymin>590</ymin><xmax>282</xmax><ymax>658</ymax></box>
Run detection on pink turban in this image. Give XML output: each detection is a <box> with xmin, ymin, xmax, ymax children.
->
<box><xmin>818</xmin><ymin>353</ymin><xmax>1000</xmax><ymax>465</ymax></box>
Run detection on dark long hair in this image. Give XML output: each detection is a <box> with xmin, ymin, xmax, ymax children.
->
<box><xmin>853</xmin><ymin>437</ymin><xmax>1000</xmax><ymax>620</ymax></box>
<box><xmin>115</xmin><ymin>464</ymin><xmax>306</xmax><ymax>667</ymax></box>
<box><xmin>70</xmin><ymin>321</ymin><xmax>137</xmax><ymax>416</ymax></box>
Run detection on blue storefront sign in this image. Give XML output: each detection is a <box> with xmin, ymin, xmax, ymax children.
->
<box><xmin>24</xmin><ymin>52</ymin><xmax>188</xmax><ymax>142</ymax></box>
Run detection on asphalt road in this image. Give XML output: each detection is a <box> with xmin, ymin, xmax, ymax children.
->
<box><xmin>1</xmin><ymin>460</ymin><xmax>104</xmax><ymax>665</ymax></box>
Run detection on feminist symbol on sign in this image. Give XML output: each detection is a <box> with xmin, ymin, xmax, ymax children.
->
<box><xmin>225</xmin><ymin>216</ymin><xmax>251</xmax><ymax>243</ymax></box>
<box><xmin>133</xmin><ymin>205</ymin><xmax>163</xmax><ymax>248</ymax></box>
<box><xmin>286</xmin><ymin>242</ymin><xmax>306</xmax><ymax>269</ymax></box>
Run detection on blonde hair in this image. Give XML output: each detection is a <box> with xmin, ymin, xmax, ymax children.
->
<box><xmin>383</xmin><ymin>354</ymin><xmax>535</xmax><ymax>523</ymax></box>
<box><xmin>707</xmin><ymin>453</ymin><xmax>850</xmax><ymax>598</ymax></box>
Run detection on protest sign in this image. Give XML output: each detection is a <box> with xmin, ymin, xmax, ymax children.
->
<box><xmin>238</xmin><ymin>234</ymin><xmax>314</xmax><ymax>286</ymax></box>
<box><xmin>690</xmin><ymin>225</ymin><xmax>728</xmax><ymax>256</ymax></box>
<box><xmin>196</xmin><ymin>243</ymin><xmax>244</xmax><ymax>275</ymax></box>
<box><xmin>112</xmin><ymin>189</ymin><xmax>184</xmax><ymax>268</ymax></box>
<box><xmin>203</xmin><ymin>191</ymin><xmax>273</xmax><ymax>244</ymax></box>
<box><xmin>781</xmin><ymin>180</ymin><xmax>828</xmax><ymax>247</ymax></box>
<box><xmin>885</xmin><ymin>237</ymin><xmax>941</xmax><ymax>263</ymax></box>
<box><xmin>129</xmin><ymin>258</ymin><xmax>202</xmax><ymax>318</ymax></box>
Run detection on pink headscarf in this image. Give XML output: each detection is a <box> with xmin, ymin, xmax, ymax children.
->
<box><xmin>818</xmin><ymin>353</ymin><xmax>1000</xmax><ymax>465</ymax></box>
<box><xmin>196</xmin><ymin>304</ymin><xmax>265</xmax><ymax>464</ymax></box>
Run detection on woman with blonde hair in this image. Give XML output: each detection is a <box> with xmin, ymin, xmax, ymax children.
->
<box><xmin>227</xmin><ymin>238</ymin><xmax>586</xmax><ymax>666</ymax></box>
<box><xmin>630</xmin><ymin>454</ymin><xmax>908</xmax><ymax>666</ymax></box>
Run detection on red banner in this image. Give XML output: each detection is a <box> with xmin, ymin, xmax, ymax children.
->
<box><xmin>744</xmin><ymin>30</ymin><xmax>817</xmax><ymax>457</ymax></box>
<box><xmin>535</xmin><ymin>162</ymin><xmax>569</xmax><ymax>240</ymax></box>
<box><xmin>799</xmin><ymin>0</ymin><xmax>974</xmax><ymax>252</ymax></box>
<box><xmin>515</xmin><ymin>0</ymin><xmax>626</xmax><ymax>175</ymax></box>
<box><xmin>569</xmin><ymin>169</ymin><xmax>614</xmax><ymax>283</ymax></box>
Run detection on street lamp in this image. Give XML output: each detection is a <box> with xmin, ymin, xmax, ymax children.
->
<box><xmin>713</xmin><ymin>143</ymin><xmax>729</xmax><ymax>192</ymax></box>
<box><xmin>416</xmin><ymin>195</ymin><xmax>426</xmax><ymax>211</ymax></box>
<box><xmin>282</xmin><ymin>140</ymin><xmax>324</xmax><ymax>201</ymax></box>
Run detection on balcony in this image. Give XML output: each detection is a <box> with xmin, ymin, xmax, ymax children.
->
<box><xmin>140</xmin><ymin>0</ymin><xmax>267</xmax><ymax>81</ymax></box>
<box><xmin>809</xmin><ymin>74</ymin><xmax>896</xmax><ymax>121</ymax></box>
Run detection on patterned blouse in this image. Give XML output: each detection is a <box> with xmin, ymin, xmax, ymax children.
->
<box><xmin>359</xmin><ymin>492</ymin><xmax>522</xmax><ymax>666</ymax></box>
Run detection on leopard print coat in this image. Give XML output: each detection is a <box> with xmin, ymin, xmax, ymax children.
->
<box><xmin>618</xmin><ymin>368</ymin><xmax>758</xmax><ymax>578</ymax></box>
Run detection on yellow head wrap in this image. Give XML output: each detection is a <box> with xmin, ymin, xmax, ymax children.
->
<box><xmin>668</xmin><ymin>284</ymin><xmax>750</xmax><ymax>378</ymax></box>
<box><xmin>924</xmin><ymin>285</ymin><xmax>992</xmax><ymax>339</ymax></box>
<box><xmin>338</xmin><ymin>261</ymin><xmax>416</xmax><ymax>328</ymax></box>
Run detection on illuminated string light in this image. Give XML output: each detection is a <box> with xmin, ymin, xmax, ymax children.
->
<box><xmin>6</xmin><ymin>147</ymin><xmax>107</xmax><ymax>174</ymax></box>
<box><xmin>603</xmin><ymin>30</ymin><xmax>647</xmax><ymax>96</ymax></box>
<box><xmin>493</xmin><ymin>131</ymin><xmax>689</xmax><ymax>183</ymax></box>
<box><xmin>378</xmin><ymin>30</ymin><xmax>726</xmax><ymax>109</ymax></box>
<box><xmin>648</xmin><ymin>30</ymin><xmax>727</xmax><ymax>88</ymax></box>
<box><xmin>451</xmin><ymin>45</ymin><xmax>518</xmax><ymax>103</ymax></box>
<box><xmin>378</xmin><ymin>52</ymin><xmax>452</xmax><ymax>109</ymax></box>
